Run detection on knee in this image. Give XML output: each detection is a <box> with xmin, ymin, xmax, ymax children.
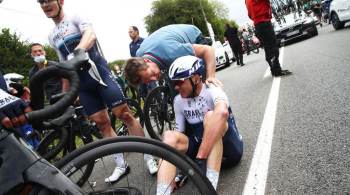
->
<box><xmin>114</xmin><ymin>104</ymin><xmax>134</xmax><ymax>124</ymax></box>
<box><xmin>163</xmin><ymin>131</ymin><xmax>179</xmax><ymax>149</ymax></box>
<box><xmin>93</xmin><ymin>116</ymin><xmax>111</xmax><ymax>132</ymax></box>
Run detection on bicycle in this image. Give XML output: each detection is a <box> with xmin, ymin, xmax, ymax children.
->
<box><xmin>0</xmin><ymin>49</ymin><xmax>216</xmax><ymax>195</ymax></box>
<box><xmin>143</xmin><ymin>71</ymin><xmax>177</xmax><ymax>140</ymax></box>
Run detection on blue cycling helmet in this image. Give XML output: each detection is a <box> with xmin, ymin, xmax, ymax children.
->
<box><xmin>168</xmin><ymin>55</ymin><xmax>204</xmax><ymax>81</ymax></box>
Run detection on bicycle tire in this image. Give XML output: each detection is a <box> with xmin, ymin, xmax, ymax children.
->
<box><xmin>251</xmin><ymin>44</ymin><xmax>259</xmax><ymax>54</ymax></box>
<box><xmin>56</xmin><ymin>136</ymin><xmax>216</xmax><ymax>195</ymax></box>
<box><xmin>144</xmin><ymin>86</ymin><xmax>175</xmax><ymax>140</ymax></box>
<box><xmin>64</xmin><ymin>122</ymin><xmax>96</xmax><ymax>187</ymax></box>
<box><xmin>36</xmin><ymin>127</ymin><xmax>69</xmax><ymax>161</ymax></box>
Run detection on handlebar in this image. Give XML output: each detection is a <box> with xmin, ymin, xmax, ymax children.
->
<box><xmin>26</xmin><ymin>49</ymin><xmax>88</xmax><ymax>123</ymax></box>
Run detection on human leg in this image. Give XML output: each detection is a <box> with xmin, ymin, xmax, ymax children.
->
<box><xmin>255</xmin><ymin>22</ymin><xmax>282</xmax><ymax>74</ymax></box>
<box><xmin>157</xmin><ymin>131</ymin><xmax>189</xmax><ymax>194</ymax></box>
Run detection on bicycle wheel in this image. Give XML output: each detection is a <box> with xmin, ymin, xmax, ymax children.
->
<box><xmin>36</xmin><ymin>127</ymin><xmax>69</xmax><ymax>161</ymax></box>
<box><xmin>56</xmin><ymin>136</ymin><xmax>216</xmax><ymax>195</ymax></box>
<box><xmin>144</xmin><ymin>86</ymin><xmax>176</xmax><ymax>140</ymax></box>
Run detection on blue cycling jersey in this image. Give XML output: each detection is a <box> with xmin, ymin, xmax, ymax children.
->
<box><xmin>136</xmin><ymin>24</ymin><xmax>204</xmax><ymax>70</ymax></box>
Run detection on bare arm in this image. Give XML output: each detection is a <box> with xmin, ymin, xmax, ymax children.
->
<box><xmin>197</xmin><ymin>100</ymin><xmax>229</xmax><ymax>159</ymax></box>
<box><xmin>192</xmin><ymin>44</ymin><xmax>222</xmax><ymax>86</ymax></box>
<box><xmin>75</xmin><ymin>26</ymin><xmax>97</xmax><ymax>51</ymax></box>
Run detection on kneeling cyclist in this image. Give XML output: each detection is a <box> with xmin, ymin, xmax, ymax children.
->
<box><xmin>156</xmin><ymin>56</ymin><xmax>244</xmax><ymax>194</ymax></box>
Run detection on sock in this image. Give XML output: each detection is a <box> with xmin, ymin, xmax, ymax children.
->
<box><xmin>113</xmin><ymin>153</ymin><xmax>127</xmax><ymax>168</ymax></box>
<box><xmin>156</xmin><ymin>183</ymin><xmax>172</xmax><ymax>195</ymax></box>
<box><xmin>144</xmin><ymin>153</ymin><xmax>153</xmax><ymax>162</ymax></box>
<box><xmin>206</xmin><ymin>167</ymin><xmax>219</xmax><ymax>190</ymax></box>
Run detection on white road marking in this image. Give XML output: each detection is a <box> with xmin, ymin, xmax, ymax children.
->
<box><xmin>264</xmin><ymin>47</ymin><xmax>284</xmax><ymax>78</ymax></box>
<box><xmin>242</xmin><ymin>47</ymin><xmax>285</xmax><ymax>195</ymax></box>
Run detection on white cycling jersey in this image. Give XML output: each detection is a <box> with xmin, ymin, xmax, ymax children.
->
<box><xmin>48</xmin><ymin>14</ymin><xmax>106</xmax><ymax>86</ymax></box>
<box><xmin>0</xmin><ymin>89</ymin><xmax>19</xmax><ymax>109</ymax></box>
<box><xmin>174</xmin><ymin>84</ymin><xmax>229</xmax><ymax>133</ymax></box>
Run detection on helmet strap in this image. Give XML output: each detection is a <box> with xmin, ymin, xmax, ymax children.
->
<box><xmin>189</xmin><ymin>77</ymin><xmax>197</xmax><ymax>98</ymax></box>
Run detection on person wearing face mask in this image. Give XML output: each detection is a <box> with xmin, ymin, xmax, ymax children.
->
<box><xmin>29</xmin><ymin>43</ymin><xmax>62</xmax><ymax>104</ymax></box>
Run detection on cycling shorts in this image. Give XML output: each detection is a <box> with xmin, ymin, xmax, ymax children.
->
<box><xmin>78</xmin><ymin>59</ymin><xmax>125</xmax><ymax>116</ymax></box>
<box><xmin>185</xmin><ymin>115</ymin><xmax>243</xmax><ymax>166</ymax></box>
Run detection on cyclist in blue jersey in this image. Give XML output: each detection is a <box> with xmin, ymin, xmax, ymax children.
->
<box><xmin>156</xmin><ymin>56</ymin><xmax>243</xmax><ymax>194</ymax></box>
<box><xmin>124</xmin><ymin>24</ymin><xmax>222</xmax><ymax>87</ymax></box>
<box><xmin>38</xmin><ymin>0</ymin><xmax>158</xmax><ymax>182</ymax></box>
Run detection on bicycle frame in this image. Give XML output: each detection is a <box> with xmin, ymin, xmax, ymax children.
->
<box><xmin>0</xmin><ymin>129</ymin><xmax>84</xmax><ymax>194</ymax></box>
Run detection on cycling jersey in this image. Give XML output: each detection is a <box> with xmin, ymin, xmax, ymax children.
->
<box><xmin>48</xmin><ymin>14</ymin><xmax>125</xmax><ymax>115</ymax></box>
<box><xmin>174</xmin><ymin>84</ymin><xmax>229</xmax><ymax>132</ymax></box>
<box><xmin>136</xmin><ymin>24</ymin><xmax>204</xmax><ymax>70</ymax></box>
<box><xmin>173</xmin><ymin>84</ymin><xmax>243</xmax><ymax>165</ymax></box>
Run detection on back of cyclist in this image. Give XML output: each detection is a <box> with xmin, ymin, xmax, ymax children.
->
<box><xmin>156</xmin><ymin>56</ymin><xmax>243</xmax><ymax>194</ymax></box>
<box><xmin>124</xmin><ymin>24</ymin><xmax>221</xmax><ymax>88</ymax></box>
<box><xmin>38</xmin><ymin>0</ymin><xmax>157</xmax><ymax>182</ymax></box>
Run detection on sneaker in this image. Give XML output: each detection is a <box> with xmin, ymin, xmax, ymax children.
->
<box><xmin>174</xmin><ymin>173</ymin><xmax>188</xmax><ymax>188</ymax></box>
<box><xmin>272</xmin><ymin>70</ymin><xmax>292</xmax><ymax>77</ymax></box>
<box><xmin>147</xmin><ymin>158</ymin><xmax>158</xmax><ymax>175</ymax></box>
<box><xmin>104</xmin><ymin>164</ymin><xmax>130</xmax><ymax>183</ymax></box>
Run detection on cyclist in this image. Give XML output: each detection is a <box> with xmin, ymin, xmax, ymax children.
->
<box><xmin>29</xmin><ymin>43</ymin><xmax>62</xmax><ymax>104</ymax></box>
<box><xmin>37</xmin><ymin>0</ymin><xmax>158</xmax><ymax>182</ymax></box>
<box><xmin>156</xmin><ymin>56</ymin><xmax>243</xmax><ymax>194</ymax></box>
<box><xmin>0</xmin><ymin>72</ymin><xmax>31</xmax><ymax>129</ymax></box>
<box><xmin>124</xmin><ymin>24</ymin><xmax>222</xmax><ymax>88</ymax></box>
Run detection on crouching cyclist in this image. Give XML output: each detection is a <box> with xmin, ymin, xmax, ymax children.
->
<box><xmin>156</xmin><ymin>55</ymin><xmax>243</xmax><ymax>194</ymax></box>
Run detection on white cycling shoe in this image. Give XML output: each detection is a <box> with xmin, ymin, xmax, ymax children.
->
<box><xmin>147</xmin><ymin>158</ymin><xmax>158</xmax><ymax>175</ymax></box>
<box><xmin>104</xmin><ymin>164</ymin><xmax>130</xmax><ymax>183</ymax></box>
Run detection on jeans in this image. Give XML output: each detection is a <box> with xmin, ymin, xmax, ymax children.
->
<box><xmin>255</xmin><ymin>21</ymin><xmax>282</xmax><ymax>74</ymax></box>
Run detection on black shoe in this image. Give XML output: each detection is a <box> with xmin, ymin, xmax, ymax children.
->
<box><xmin>174</xmin><ymin>172</ymin><xmax>189</xmax><ymax>188</ymax></box>
<box><xmin>241</xmin><ymin>63</ymin><xmax>245</xmax><ymax>66</ymax></box>
<box><xmin>237</xmin><ymin>62</ymin><xmax>240</xmax><ymax>66</ymax></box>
<box><xmin>272</xmin><ymin>70</ymin><xmax>292</xmax><ymax>77</ymax></box>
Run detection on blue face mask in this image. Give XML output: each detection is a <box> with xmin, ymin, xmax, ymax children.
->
<box><xmin>33</xmin><ymin>55</ymin><xmax>46</xmax><ymax>64</ymax></box>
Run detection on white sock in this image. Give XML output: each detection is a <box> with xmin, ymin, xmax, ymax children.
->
<box><xmin>144</xmin><ymin>153</ymin><xmax>154</xmax><ymax>162</ymax></box>
<box><xmin>156</xmin><ymin>183</ymin><xmax>172</xmax><ymax>195</ymax></box>
<box><xmin>113</xmin><ymin>153</ymin><xmax>127</xmax><ymax>168</ymax></box>
<box><xmin>206</xmin><ymin>167</ymin><xmax>219</xmax><ymax>190</ymax></box>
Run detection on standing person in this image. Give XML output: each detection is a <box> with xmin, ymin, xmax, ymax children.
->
<box><xmin>312</xmin><ymin>1</ymin><xmax>323</xmax><ymax>27</ymax></box>
<box><xmin>128</xmin><ymin>26</ymin><xmax>144</xmax><ymax>57</ymax></box>
<box><xmin>29</xmin><ymin>43</ymin><xmax>62</xmax><ymax>104</ymax></box>
<box><xmin>124</xmin><ymin>24</ymin><xmax>221</xmax><ymax>88</ymax></box>
<box><xmin>156</xmin><ymin>56</ymin><xmax>243</xmax><ymax>194</ymax></box>
<box><xmin>242</xmin><ymin>28</ymin><xmax>251</xmax><ymax>55</ymax></box>
<box><xmin>245</xmin><ymin>0</ymin><xmax>292</xmax><ymax>77</ymax></box>
<box><xmin>38</xmin><ymin>0</ymin><xmax>158</xmax><ymax>182</ymax></box>
<box><xmin>224</xmin><ymin>24</ymin><xmax>244</xmax><ymax>66</ymax></box>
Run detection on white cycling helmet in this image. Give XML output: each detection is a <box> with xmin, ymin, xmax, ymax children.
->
<box><xmin>168</xmin><ymin>55</ymin><xmax>204</xmax><ymax>81</ymax></box>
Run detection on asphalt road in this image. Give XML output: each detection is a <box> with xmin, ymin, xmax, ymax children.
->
<box><xmin>216</xmin><ymin>23</ymin><xmax>350</xmax><ymax>195</ymax></box>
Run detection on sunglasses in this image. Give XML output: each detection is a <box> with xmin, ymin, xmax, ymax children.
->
<box><xmin>37</xmin><ymin>0</ymin><xmax>56</xmax><ymax>5</ymax></box>
<box><xmin>172</xmin><ymin>80</ymin><xmax>185</xmax><ymax>87</ymax></box>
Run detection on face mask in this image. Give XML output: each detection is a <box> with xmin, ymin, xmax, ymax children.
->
<box><xmin>33</xmin><ymin>55</ymin><xmax>46</xmax><ymax>64</ymax></box>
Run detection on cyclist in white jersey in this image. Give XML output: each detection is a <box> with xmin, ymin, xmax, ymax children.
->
<box><xmin>156</xmin><ymin>56</ymin><xmax>243</xmax><ymax>194</ymax></box>
<box><xmin>38</xmin><ymin>0</ymin><xmax>158</xmax><ymax>182</ymax></box>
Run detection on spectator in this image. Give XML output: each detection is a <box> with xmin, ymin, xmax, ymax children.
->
<box><xmin>29</xmin><ymin>43</ymin><xmax>62</xmax><ymax>103</ymax></box>
<box><xmin>242</xmin><ymin>29</ymin><xmax>251</xmax><ymax>55</ymax></box>
<box><xmin>224</xmin><ymin>23</ymin><xmax>244</xmax><ymax>66</ymax></box>
<box><xmin>245</xmin><ymin>0</ymin><xmax>292</xmax><ymax>77</ymax></box>
<box><xmin>128</xmin><ymin>26</ymin><xmax>144</xmax><ymax>57</ymax></box>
